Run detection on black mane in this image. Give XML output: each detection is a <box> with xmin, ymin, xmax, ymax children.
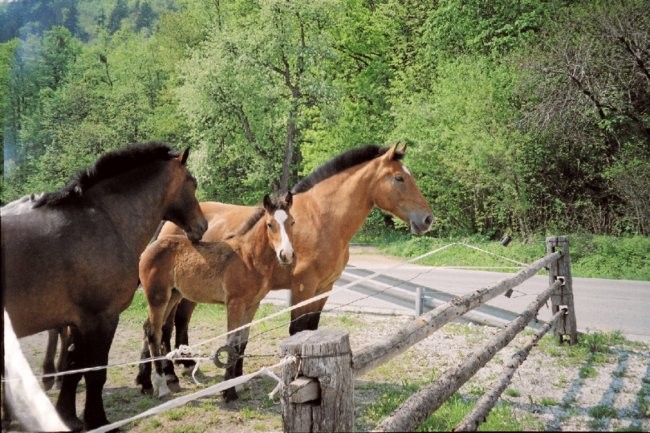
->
<box><xmin>225</xmin><ymin>193</ymin><xmax>292</xmax><ymax>239</ymax></box>
<box><xmin>226</xmin><ymin>207</ymin><xmax>265</xmax><ymax>240</ymax></box>
<box><xmin>291</xmin><ymin>145</ymin><xmax>403</xmax><ymax>194</ymax></box>
<box><xmin>34</xmin><ymin>142</ymin><xmax>178</xmax><ymax>208</ymax></box>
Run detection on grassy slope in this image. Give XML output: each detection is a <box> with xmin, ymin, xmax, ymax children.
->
<box><xmin>353</xmin><ymin>231</ymin><xmax>650</xmax><ymax>281</ymax></box>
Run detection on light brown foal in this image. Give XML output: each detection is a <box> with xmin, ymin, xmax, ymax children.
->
<box><xmin>136</xmin><ymin>192</ymin><xmax>295</xmax><ymax>399</ymax></box>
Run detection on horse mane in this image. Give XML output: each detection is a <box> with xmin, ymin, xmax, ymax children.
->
<box><xmin>33</xmin><ymin>142</ymin><xmax>178</xmax><ymax>208</ymax></box>
<box><xmin>291</xmin><ymin>145</ymin><xmax>404</xmax><ymax>194</ymax></box>
<box><xmin>224</xmin><ymin>193</ymin><xmax>292</xmax><ymax>239</ymax></box>
<box><xmin>225</xmin><ymin>207</ymin><xmax>265</xmax><ymax>240</ymax></box>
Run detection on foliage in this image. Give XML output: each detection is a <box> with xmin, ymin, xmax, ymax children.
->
<box><xmin>1</xmin><ymin>0</ymin><xmax>648</xmax><ymax>241</ymax></box>
<box><xmin>517</xmin><ymin>0</ymin><xmax>650</xmax><ymax>235</ymax></box>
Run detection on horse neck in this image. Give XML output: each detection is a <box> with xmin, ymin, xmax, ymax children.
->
<box><xmin>296</xmin><ymin>160</ymin><xmax>378</xmax><ymax>244</ymax></box>
<box><xmin>90</xmin><ymin>166</ymin><xmax>171</xmax><ymax>253</ymax></box>
<box><xmin>233</xmin><ymin>217</ymin><xmax>278</xmax><ymax>273</ymax></box>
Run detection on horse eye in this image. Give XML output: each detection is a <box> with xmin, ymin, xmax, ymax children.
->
<box><xmin>267</xmin><ymin>223</ymin><xmax>273</xmax><ymax>229</ymax></box>
<box><xmin>395</xmin><ymin>175</ymin><xmax>405</xmax><ymax>182</ymax></box>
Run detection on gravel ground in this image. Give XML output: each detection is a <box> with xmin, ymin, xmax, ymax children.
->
<box><xmin>5</xmin><ymin>306</ymin><xmax>649</xmax><ymax>432</ymax></box>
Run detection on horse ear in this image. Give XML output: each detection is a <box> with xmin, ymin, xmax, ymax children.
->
<box><xmin>263</xmin><ymin>194</ymin><xmax>273</xmax><ymax>211</ymax></box>
<box><xmin>180</xmin><ymin>148</ymin><xmax>190</xmax><ymax>165</ymax></box>
<box><xmin>385</xmin><ymin>143</ymin><xmax>399</xmax><ymax>160</ymax></box>
<box><xmin>284</xmin><ymin>191</ymin><xmax>293</xmax><ymax>208</ymax></box>
<box><xmin>399</xmin><ymin>141</ymin><xmax>408</xmax><ymax>154</ymax></box>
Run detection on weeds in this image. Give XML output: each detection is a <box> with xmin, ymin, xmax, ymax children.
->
<box><xmin>504</xmin><ymin>388</ymin><xmax>521</xmax><ymax>397</ymax></box>
<box><xmin>540</xmin><ymin>397</ymin><xmax>559</xmax><ymax>407</ymax></box>
<box><xmin>589</xmin><ymin>404</ymin><xmax>618</xmax><ymax>419</ymax></box>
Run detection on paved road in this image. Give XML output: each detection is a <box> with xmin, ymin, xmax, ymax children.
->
<box><xmin>263</xmin><ymin>249</ymin><xmax>650</xmax><ymax>344</ymax></box>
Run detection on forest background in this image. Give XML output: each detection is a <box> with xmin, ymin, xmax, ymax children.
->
<box><xmin>1</xmin><ymin>0</ymin><xmax>648</xmax><ymax>244</ymax></box>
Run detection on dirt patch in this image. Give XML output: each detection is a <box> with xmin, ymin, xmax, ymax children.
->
<box><xmin>5</xmin><ymin>305</ymin><xmax>649</xmax><ymax>432</ymax></box>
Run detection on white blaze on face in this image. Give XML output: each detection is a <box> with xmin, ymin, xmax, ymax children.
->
<box><xmin>401</xmin><ymin>164</ymin><xmax>412</xmax><ymax>177</ymax></box>
<box><xmin>273</xmin><ymin>209</ymin><xmax>294</xmax><ymax>262</ymax></box>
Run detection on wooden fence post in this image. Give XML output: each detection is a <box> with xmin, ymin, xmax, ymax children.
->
<box><xmin>279</xmin><ymin>329</ymin><xmax>354</xmax><ymax>433</ymax></box>
<box><xmin>546</xmin><ymin>236</ymin><xmax>578</xmax><ymax>344</ymax></box>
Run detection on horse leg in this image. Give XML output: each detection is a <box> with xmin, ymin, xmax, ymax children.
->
<box><xmin>54</xmin><ymin>326</ymin><xmax>85</xmax><ymax>431</ymax></box>
<box><xmin>41</xmin><ymin>328</ymin><xmax>59</xmax><ymax>391</ymax></box>
<box><xmin>222</xmin><ymin>300</ymin><xmax>258</xmax><ymax>402</ymax></box>
<box><xmin>161</xmin><ymin>300</ymin><xmax>178</xmax><ymax>379</ymax></box>
<box><xmin>56</xmin><ymin>327</ymin><xmax>72</xmax><ymax>389</ymax></box>
<box><xmin>136</xmin><ymin>318</ymin><xmax>154</xmax><ymax>395</ymax></box>
<box><xmin>144</xmin><ymin>317</ymin><xmax>170</xmax><ymax>398</ymax></box>
<box><xmin>288</xmin><ymin>284</ymin><xmax>331</xmax><ymax>335</ymax></box>
<box><xmin>173</xmin><ymin>298</ymin><xmax>197</xmax><ymax>374</ymax></box>
<box><xmin>162</xmin><ymin>291</ymin><xmax>183</xmax><ymax>391</ymax></box>
<box><xmin>145</xmin><ymin>289</ymin><xmax>181</xmax><ymax>398</ymax></box>
<box><xmin>81</xmin><ymin>315</ymin><xmax>119</xmax><ymax>429</ymax></box>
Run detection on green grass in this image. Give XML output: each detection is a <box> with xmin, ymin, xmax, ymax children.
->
<box><xmin>504</xmin><ymin>388</ymin><xmax>521</xmax><ymax>398</ymax></box>
<box><xmin>589</xmin><ymin>404</ymin><xmax>618</xmax><ymax>419</ymax></box>
<box><xmin>353</xmin><ymin>231</ymin><xmax>650</xmax><ymax>280</ymax></box>
<box><xmin>359</xmin><ymin>381</ymin><xmax>542</xmax><ymax>431</ymax></box>
<box><xmin>539</xmin><ymin>397</ymin><xmax>559</xmax><ymax>407</ymax></box>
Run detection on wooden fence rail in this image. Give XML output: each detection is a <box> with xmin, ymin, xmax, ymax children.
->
<box><xmin>279</xmin><ymin>236</ymin><xmax>577</xmax><ymax>432</ymax></box>
<box><xmin>454</xmin><ymin>307</ymin><xmax>566</xmax><ymax>431</ymax></box>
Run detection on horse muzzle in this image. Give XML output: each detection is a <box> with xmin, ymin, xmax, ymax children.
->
<box><xmin>278</xmin><ymin>249</ymin><xmax>295</xmax><ymax>266</ymax></box>
<box><xmin>409</xmin><ymin>212</ymin><xmax>434</xmax><ymax>235</ymax></box>
<box><xmin>186</xmin><ymin>217</ymin><xmax>208</xmax><ymax>243</ymax></box>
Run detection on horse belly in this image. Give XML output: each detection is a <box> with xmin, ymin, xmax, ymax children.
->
<box><xmin>174</xmin><ymin>252</ymin><xmax>227</xmax><ymax>305</ymax></box>
<box><xmin>176</xmin><ymin>276</ymin><xmax>226</xmax><ymax>304</ymax></box>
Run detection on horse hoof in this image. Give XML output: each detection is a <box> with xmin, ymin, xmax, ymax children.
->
<box><xmin>140</xmin><ymin>386</ymin><xmax>154</xmax><ymax>396</ymax></box>
<box><xmin>62</xmin><ymin>415</ymin><xmax>85</xmax><ymax>432</ymax></box>
<box><xmin>222</xmin><ymin>388</ymin><xmax>239</xmax><ymax>402</ymax></box>
<box><xmin>181</xmin><ymin>365</ymin><xmax>199</xmax><ymax>377</ymax></box>
<box><xmin>167</xmin><ymin>381</ymin><xmax>182</xmax><ymax>393</ymax></box>
<box><xmin>165</xmin><ymin>373</ymin><xmax>179</xmax><ymax>385</ymax></box>
<box><xmin>152</xmin><ymin>372</ymin><xmax>171</xmax><ymax>398</ymax></box>
<box><xmin>84</xmin><ymin>417</ymin><xmax>111</xmax><ymax>431</ymax></box>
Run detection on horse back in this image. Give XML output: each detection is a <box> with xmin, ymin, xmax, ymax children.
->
<box><xmin>159</xmin><ymin>202</ymin><xmax>258</xmax><ymax>242</ymax></box>
<box><xmin>140</xmin><ymin>235</ymin><xmax>236</xmax><ymax>304</ymax></box>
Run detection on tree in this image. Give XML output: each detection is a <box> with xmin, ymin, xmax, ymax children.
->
<box><xmin>176</xmin><ymin>0</ymin><xmax>341</xmax><ymax>202</ymax></box>
<box><xmin>108</xmin><ymin>0</ymin><xmax>129</xmax><ymax>33</ymax></box>
<box><xmin>519</xmin><ymin>0</ymin><xmax>650</xmax><ymax>234</ymax></box>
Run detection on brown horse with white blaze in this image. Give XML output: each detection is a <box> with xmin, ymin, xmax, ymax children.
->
<box><xmin>1</xmin><ymin>143</ymin><xmax>207</xmax><ymax>430</ymax></box>
<box><xmin>136</xmin><ymin>192</ymin><xmax>295</xmax><ymax>400</ymax></box>
<box><xmin>159</xmin><ymin>144</ymin><xmax>433</xmax><ymax>398</ymax></box>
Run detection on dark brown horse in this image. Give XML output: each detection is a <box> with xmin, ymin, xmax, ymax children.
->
<box><xmin>135</xmin><ymin>192</ymin><xmax>295</xmax><ymax>400</ymax></box>
<box><xmin>157</xmin><ymin>144</ymin><xmax>434</xmax><ymax>399</ymax></box>
<box><xmin>1</xmin><ymin>142</ymin><xmax>207</xmax><ymax>430</ymax></box>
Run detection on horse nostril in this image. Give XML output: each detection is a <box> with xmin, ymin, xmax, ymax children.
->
<box><xmin>424</xmin><ymin>215</ymin><xmax>433</xmax><ymax>226</ymax></box>
<box><xmin>280</xmin><ymin>250</ymin><xmax>294</xmax><ymax>264</ymax></box>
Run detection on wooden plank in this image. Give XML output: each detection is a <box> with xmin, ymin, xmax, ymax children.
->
<box><xmin>352</xmin><ymin>251</ymin><xmax>561</xmax><ymax>377</ymax></box>
<box><xmin>288</xmin><ymin>376</ymin><xmax>320</xmax><ymax>404</ymax></box>
<box><xmin>374</xmin><ymin>280</ymin><xmax>561</xmax><ymax>432</ymax></box>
